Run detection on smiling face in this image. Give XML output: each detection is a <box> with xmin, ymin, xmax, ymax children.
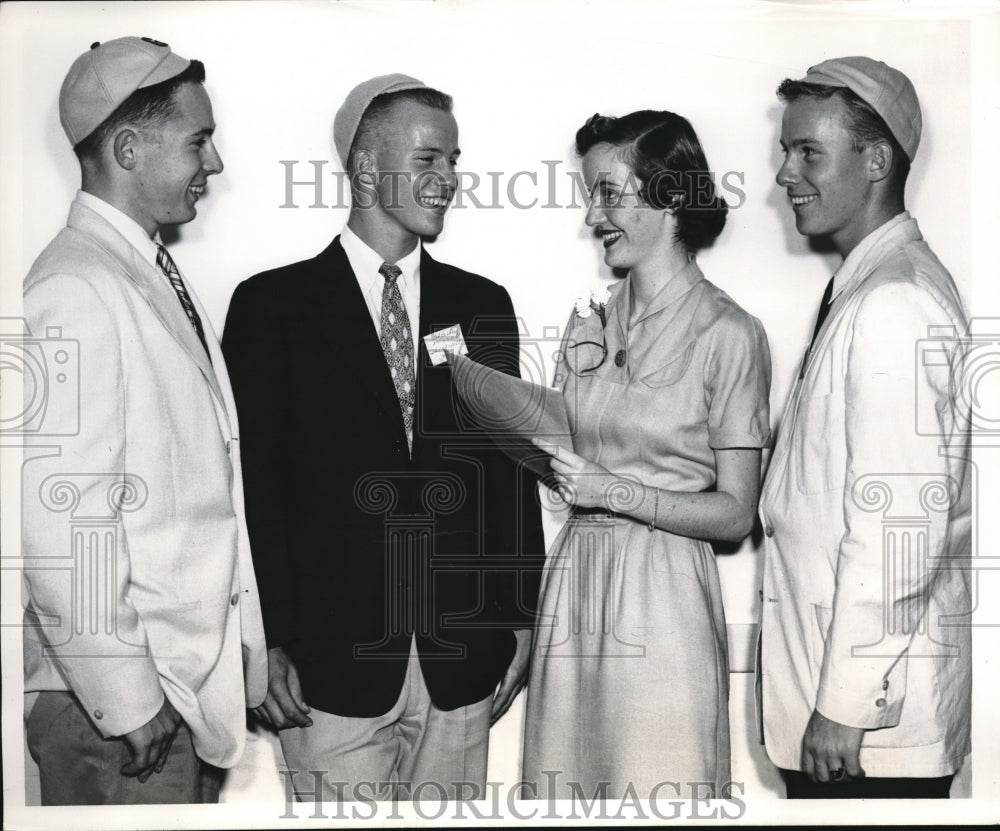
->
<box><xmin>129</xmin><ymin>82</ymin><xmax>223</xmax><ymax>235</ymax></box>
<box><xmin>776</xmin><ymin>95</ymin><xmax>876</xmax><ymax>256</ymax></box>
<box><xmin>355</xmin><ymin>99</ymin><xmax>459</xmax><ymax>252</ymax></box>
<box><xmin>582</xmin><ymin>142</ymin><xmax>674</xmax><ymax>275</ymax></box>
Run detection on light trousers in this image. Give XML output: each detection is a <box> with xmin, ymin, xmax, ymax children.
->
<box><xmin>279</xmin><ymin>639</ymin><xmax>491</xmax><ymax>802</ymax></box>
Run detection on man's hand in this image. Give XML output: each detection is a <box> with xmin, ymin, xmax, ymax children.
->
<box><xmin>491</xmin><ymin>628</ymin><xmax>533</xmax><ymax>725</ymax></box>
<box><xmin>120</xmin><ymin>696</ymin><xmax>183</xmax><ymax>782</ymax></box>
<box><xmin>801</xmin><ymin>708</ymin><xmax>866</xmax><ymax>784</ymax></box>
<box><xmin>254</xmin><ymin>646</ymin><xmax>313</xmax><ymax>730</ymax></box>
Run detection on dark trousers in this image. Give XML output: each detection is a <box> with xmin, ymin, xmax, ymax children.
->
<box><xmin>26</xmin><ymin>690</ymin><xmax>222</xmax><ymax>805</ymax></box>
<box><xmin>781</xmin><ymin>768</ymin><xmax>954</xmax><ymax>799</ymax></box>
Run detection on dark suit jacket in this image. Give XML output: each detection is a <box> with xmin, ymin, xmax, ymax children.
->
<box><xmin>222</xmin><ymin>236</ymin><xmax>545</xmax><ymax>716</ymax></box>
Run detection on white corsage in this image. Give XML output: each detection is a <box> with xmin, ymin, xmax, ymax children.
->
<box><xmin>574</xmin><ymin>286</ymin><xmax>611</xmax><ymax>326</ymax></box>
<box><xmin>568</xmin><ymin>286</ymin><xmax>611</xmax><ymax>373</ymax></box>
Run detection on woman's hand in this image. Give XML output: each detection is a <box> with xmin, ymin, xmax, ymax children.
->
<box><xmin>533</xmin><ymin>439</ymin><xmax>635</xmax><ymax>511</ymax></box>
<box><xmin>532</xmin><ymin>443</ymin><xmax>761</xmax><ymax>541</ymax></box>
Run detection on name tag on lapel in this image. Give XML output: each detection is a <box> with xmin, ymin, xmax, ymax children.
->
<box><xmin>424</xmin><ymin>324</ymin><xmax>468</xmax><ymax>366</ymax></box>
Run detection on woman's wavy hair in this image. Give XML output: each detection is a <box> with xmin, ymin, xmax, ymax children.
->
<box><xmin>576</xmin><ymin>110</ymin><xmax>728</xmax><ymax>253</ymax></box>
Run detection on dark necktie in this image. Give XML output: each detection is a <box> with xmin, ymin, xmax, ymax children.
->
<box><xmin>800</xmin><ymin>276</ymin><xmax>835</xmax><ymax>379</ymax></box>
<box><xmin>156</xmin><ymin>244</ymin><xmax>211</xmax><ymax>360</ymax></box>
<box><xmin>379</xmin><ymin>262</ymin><xmax>415</xmax><ymax>452</ymax></box>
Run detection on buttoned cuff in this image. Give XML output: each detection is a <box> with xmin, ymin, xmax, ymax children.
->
<box><xmin>815</xmin><ymin>673</ymin><xmax>903</xmax><ymax>730</ymax></box>
<box><xmin>64</xmin><ymin>659</ymin><xmax>165</xmax><ymax>738</ymax></box>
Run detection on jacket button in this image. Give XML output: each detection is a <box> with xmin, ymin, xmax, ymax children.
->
<box><xmin>230</xmin><ymin>593</ymin><xmax>240</xmax><ymax>606</ymax></box>
<box><xmin>764</xmin><ymin>525</ymin><xmax>774</xmax><ymax>537</ymax></box>
<box><xmin>394</xmin><ymin>440</ymin><xmax>403</xmax><ymax>453</ymax></box>
<box><xmin>93</xmin><ymin>709</ymin><xmax>103</xmax><ymax>720</ymax></box>
<box><xmin>882</xmin><ymin>680</ymin><xmax>889</xmax><ymax>690</ymax></box>
<box><xmin>875</xmin><ymin>698</ymin><xmax>886</xmax><ymax>708</ymax></box>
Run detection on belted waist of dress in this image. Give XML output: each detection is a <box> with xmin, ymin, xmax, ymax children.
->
<box><xmin>570</xmin><ymin>506</ymin><xmax>619</xmax><ymax>520</ymax></box>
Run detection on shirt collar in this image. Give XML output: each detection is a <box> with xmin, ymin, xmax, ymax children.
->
<box><xmin>76</xmin><ymin>190</ymin><xmax>161</xmax><ymax>269</ymax></box>
<box><xmin>831</xmin><ymin>212</ymin><xmax>911</xmax><ymax>300</ymax></box>
<box><xmin>340</xmin><ymin>225</ymin><xmax>422</xmax><ymax>290</ymax></box>
<box><xmin>622</xmin><ymin>257</ymin><xmax>705</xmax><ymax>327</ymax></box>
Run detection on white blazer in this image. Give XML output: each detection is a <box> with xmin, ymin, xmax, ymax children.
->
<box><xmin>758</xmin><ymin>214</ymin><xmax>972</xmax><ymax>778</ymax></box>
<box><xmin>22</xmin><ymin>197</ymin><xmax>267</xmax><ymax>768</ymax></box>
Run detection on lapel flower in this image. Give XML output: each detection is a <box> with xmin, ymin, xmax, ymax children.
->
<box><xmin>569</xmin><ymin>285</ymin><xmax>612</xmax><ymax>374</ymax></box>
<box><xmin>574</xmin><ymin>286</ymin><xmax>612</xmax><ymax>327</ymax></box>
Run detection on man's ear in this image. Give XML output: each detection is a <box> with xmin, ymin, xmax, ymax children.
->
<box><xmin>352</xmin><ymin>148</ymin><xmax>377</xmax><ymax>177</ymax></box>
<box><xmin>867</xmin><ymin>139</ymin><xmax>894</xmax><ymax>183</ymax></box>
<box><xmin>349</xmin><ymin>148</ymin><xmax>380</xmax><ymax>196</ymax></box>
<box><xmin>112</xmin><ymin>129</ymin><xmax>139</xmax><ymax>171</ymax></box>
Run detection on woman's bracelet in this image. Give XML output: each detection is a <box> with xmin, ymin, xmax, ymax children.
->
<box><xmin>648</xmin><ymin>486</ymin><xmax>659</xmax><ymax>532</ymax></box>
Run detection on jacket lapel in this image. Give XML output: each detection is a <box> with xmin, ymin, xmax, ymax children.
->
<box><xmin>798</xmin><ymin>219</ymin><xmax>923</xmax><ymax>385</ymax></box>
<box><xmin>413</xmin><ymin>250</ymin><xmax>445</xmax><ymax>457</ymax></box>
<box><xmin>320</xmin><ymin>238</ymin><xmax>409</xmax><ymax>437</ymax></box>
<box><xmin>67</xmin><ymin>200</ymin><xmax>225</xmax><ymax>406</ymax></box>
<box><xmin>416</xmin><ymin>248</ymin><xmax>443</xmax><ymax>353</ymax></box>
<box><xmin>769</xmin><ymin>219</ymin><xmax>926</xmax><ymax>488</ymax></box>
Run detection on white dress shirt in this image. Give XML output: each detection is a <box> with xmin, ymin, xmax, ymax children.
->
<box><xmin>340</xmin><ymin>224</ymin><xmax>421</xmax><ymax>357</ymax></box>
<box><xmin>76</xmin><ymin>190</ymin><xmax>185</xmax><ymax>288</ymax></box>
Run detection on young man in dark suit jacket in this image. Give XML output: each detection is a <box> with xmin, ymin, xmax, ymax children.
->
<box><xmin>223</xmin><ymin>74</ymin><xmax>545</xmax><ymax>801</ymax></box>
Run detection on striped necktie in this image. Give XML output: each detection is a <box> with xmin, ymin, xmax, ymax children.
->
<box><xmin>156</xmin><ymin>244</ymin><xmax>211</xmax><ymax>360</ymax></box>
<box><xmin>378</xmin><ymin>262</ymin><xmax>415</xmax><ymax>452</ymax></box>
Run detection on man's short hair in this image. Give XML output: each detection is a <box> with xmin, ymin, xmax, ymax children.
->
<box><xmin>777</xmin><ymin>79</ymin><xmax>911</xmax><ymax>190</ymax></box>
<box><xmin>73</xmin><ymin>60</ymin><xmax>206</xmax><ymax>162</ymax></box>
<box><xmin>347</xmin><ymin>87</ymin><xmax>453</xmax><ymax>171</ymax></box>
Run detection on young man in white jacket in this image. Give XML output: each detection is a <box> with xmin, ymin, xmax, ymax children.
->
<box><xmin>759</xmin><ymin>56</ymin><xmax>971</xmax><ymax>799</ymax></box>
<box><xmin>22</xmin><ymin>36</ymin><xmax>266</xmax><ymax>805</ymax></box>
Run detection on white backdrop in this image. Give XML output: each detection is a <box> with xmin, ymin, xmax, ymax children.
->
<box><xmin>2</xmin><ymin>1</ymin><xmax>998</xmax><ymax>827</ymax></box>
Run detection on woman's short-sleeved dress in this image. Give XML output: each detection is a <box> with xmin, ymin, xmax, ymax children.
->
<box><xmin>522</xmin><ymin>260</ymin><xmax>771</xmax><ymax>799</ymax></box>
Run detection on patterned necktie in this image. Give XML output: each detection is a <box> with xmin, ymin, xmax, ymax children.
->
<box><xmin>379</xmin><ymin>262</ymin><xmax>415</xmax><ymax>452</ymax></box>
<box><xmin>156</xmin><ymin>244</ymin><xmax>211</xmax><ymax>360</ymax></box>
<box><xmin>800</xmin><ymin>276</ymin><xmax>835</xmax><ymax>379</ymax></box>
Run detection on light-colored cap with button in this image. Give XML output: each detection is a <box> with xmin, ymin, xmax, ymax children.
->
<box><xmin>798</xmin><ymin>56</ymin><xmax>922</xmax><ymax>162</ymax></box>
<box><xmin>59</xmin><ymin>36</ymin><xmax>191</xmax><ymax>146</ymax></box>
<box><xmin>332</xmin><ymin>73</ymin><xmax>430</xmax><ymax>168</ymax></box>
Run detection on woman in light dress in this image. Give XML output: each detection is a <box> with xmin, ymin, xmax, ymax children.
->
<box><xmin>522</xmin><ymin>111</ymin><xmax>772</xmax><ymax>799</ymax></box>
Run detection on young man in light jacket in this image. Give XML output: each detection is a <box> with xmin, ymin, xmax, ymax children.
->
<box><xmin>22</xmin><ymin>37</ymin><xmax>267</xmax><ymax>805</ymax></box>
<box><xmin>759</xmin><ymin>56</ymin><xmax>972</xmax><ymax>799</ymax></box>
